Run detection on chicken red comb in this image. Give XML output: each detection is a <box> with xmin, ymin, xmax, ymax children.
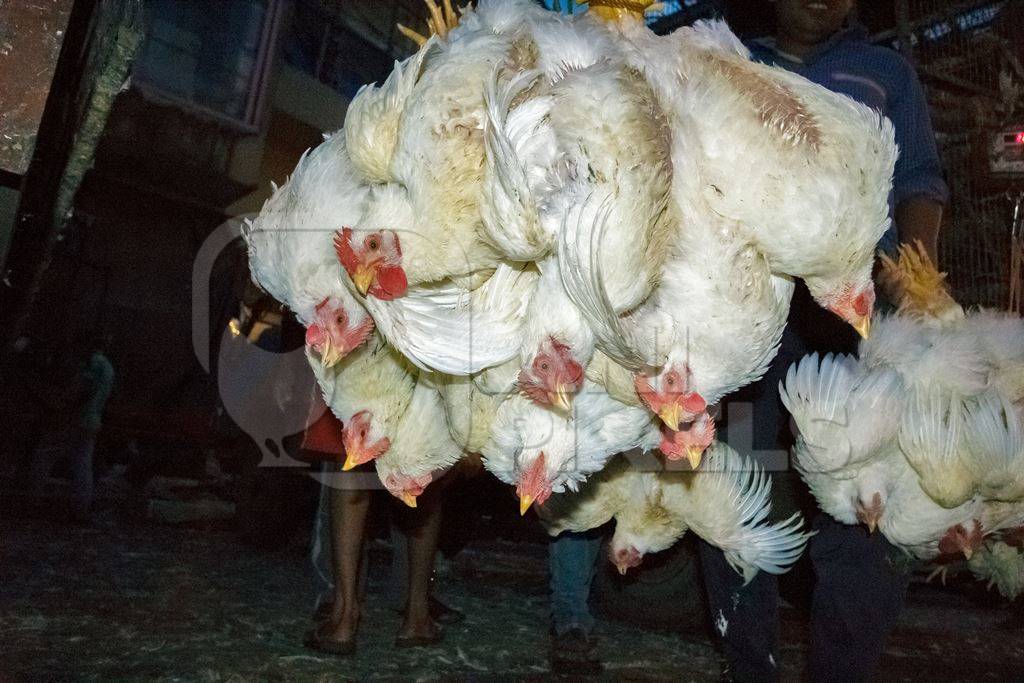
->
<box><xmin>334</xmin><ymin>228</ymin><xmax>359</xmax><ymax>271</ymax></box>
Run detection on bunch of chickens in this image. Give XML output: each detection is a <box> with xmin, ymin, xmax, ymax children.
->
<box><xmin>245</xmin><ymin>0</ymin><xmax>902</xmax><ymax>581</ymax></box>
<box><xmin>782</xmin><ymin>243</ymin><xmax>1024</xmax><ymax>597</ymax></box>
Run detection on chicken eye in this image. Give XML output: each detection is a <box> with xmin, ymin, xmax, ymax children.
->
<box><xmin>368</xmin><ymin>237</ymin><xmax>379</xmax><ymax>250</ymax></box>
<box><xmin>540</xmin><ymin>361</ymin><xmax>549</xmax><ymax>371</ymax></box>
<box><xmin>666</xmin><ymin>376</ymin><xmax>675</xmax><ymax>386</ymax></box>
<box><xmin>336</xmin><ymin>314</ymin><xmax>345</xmax><ymax>325</ymax></box>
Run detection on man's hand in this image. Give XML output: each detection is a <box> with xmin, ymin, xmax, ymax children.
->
<box><xmin>896</xmin><ymin>196</ymin><xmax>944</xmax><ymax>264</ymax></box>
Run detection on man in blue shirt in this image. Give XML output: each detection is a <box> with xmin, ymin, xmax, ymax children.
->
<box><xmin>698</xmin><ymin>1</ymin><xmax>948</xmax><ymax>681</ymax></box>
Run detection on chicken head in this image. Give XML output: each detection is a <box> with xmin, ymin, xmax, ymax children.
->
<box><xmin>854</xmin><ymin>491</ymin><xmax>884</xmax><ymax>533</ymax></box>
<box><xmin>517</xmin><ymin>337</ymin><xmax>585</xmax><ymax>413</ymax></box>
<box><xmin>517</xmin><ymin>451</ymin><xmax>553</xmax><ymax>515</ymax></box>
<box><xmin>659</xmin><ymin>411</ymin><xmax>716</xmax><ymax>469</ymax></box>
<box><xmin>938</xmin><ymin>520</ymin><xmax>984</xmax><ymax>561</ymax></box>
<box><xmin>305</xmin><ymin>297</ymin><xmax>375</xmax><ymax>367</ymax></box>
<box><xmin>818</xmin><ymin>280</ymin><xmax>875</xmax><ymax>340</ymax></box>
<box><xmin>341</xmin><ymin>410</ymin><xmax>391</xmax><ymax>471</ymax></box>
<box><xmin>610</xmin><ymin>543</ymin><xmax>643</xmax><ymax>575</ymax></box>
<box><xmin>334</xmin><ymin>227</ymin><xmax>408</xmax><ymax>299</ymax></box>
<box><xmin>382</xmin><ymin>471</ymin><xmax>433</xmax><ymax>508</ymax></box>
<box><xmin>635</xmin><ymin>366</ymin><xmax>707</xmax><ymax>431</ymax></box>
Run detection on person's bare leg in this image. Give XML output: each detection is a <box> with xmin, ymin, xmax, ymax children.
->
<box><xmin>323</xmin><ymin>483</ymin><xmax>370</xmax><ymax>643</ymax></box>
<box><xmin>395</xmin><ymin>464</ymin><xmax>469</xmax><ymax>640</ymax></box>
<box><xmin>397</xmin><ymin>490</ymin><xmax>444</xmax><ymax>640</ymax></box>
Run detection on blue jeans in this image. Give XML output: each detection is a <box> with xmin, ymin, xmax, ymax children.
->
<box><xmin>698</xmin><ymin>539</ymin><xmax>781</xmax><ymax>682</ymax></box>
<box><xmin>549</xmin><ymin>528</ymin><xmax>604</xmax><ymax>636</ymax></box>
<box><xmin>29</xmin><ymin>427</ymin><xmax>95</xmax><ymax>519</ymax></box>
<box><xmin>807</xmin><ymin>515</ymin><xmax>909</xmax><ymax>682</ymax></box>
<box><xmin>701</xmin><ymin>282</ymin><xmax>906</xmax><ymax>682</ymax></box>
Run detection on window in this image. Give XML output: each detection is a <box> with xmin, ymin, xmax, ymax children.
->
<box><xmin>132</xmin><ymin>0</ymin><xmax>283</xmax><ymax>130</ymax></box>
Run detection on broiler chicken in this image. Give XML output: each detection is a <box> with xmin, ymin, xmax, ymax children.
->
<box><xmin>611</xmin><ymin>18</ymin><xmax>897</xmax><ymax>337</ymax></box>
<box><xmin>783</xmin><ymin>242</ymin><xmax>1024</xmax><ymax>575</ymax></box>
<box><xmin>339</xmin><ymin>29</ymin><xmax>505</xmax><ymax>291</ymax></box>
<box><xmin>306</xmin><ymin>336</ymin><xmax>415</xmax><ymax>471</ymax></box>
<box><xmin>481</xmin><ymin>14</ymin><xmax>674</xmax><ymax>410</ymax></box>
<box><xmin>558</xmin><ymin>184</ymin><xmax>793</xmax><ymax>465</ymax></box>
<box><xmin>539</xmin><ymin>445</ymin><xmax>810</xmax><ymax>584</ymax></box>
<box><xmin>331</xmin><ymin>2</ymin><xmax>549</xmax><ymax>376</ymax></box>
<box><xmin>483</xmin><ymin>381</ymin><xmax>660</xmax><ymax>514</ymax></box>
<box><xmin>373</xmin><ymin>376</ymin><xmax>465</xmax><ymax>506</ymax></box>
<box><xmin>244</xmin><ymin>134</ymin><xmax>374</xmax><ymax>367</ymax></box>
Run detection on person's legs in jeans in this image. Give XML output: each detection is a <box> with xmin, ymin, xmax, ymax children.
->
<box><xmin>697</xmin><ymin>307</ymin><xmax>803</xmax><ymax>681</ymax></box>
<box><xmin>28</xmin><ymin>433</ymin><xmax>67</xmax><ymax>498</ymax></box>
<box><xmin>549</xmin><ymin>528</ymin><xmax>604</xmax><ymax>635</ymax></box>
<box><xmin>698</xmin><ymin>540</ymin><xmax>780</xmax><ymax>682</ymax></box>
<box><xmin>68</xmin><ymin>430</ymin><xmax>96</xmax><ymax>520</ymax></box>
<box><xmin>548</xmin><ymin>527</ymin><xmax>604</xmax><ymax>674</ymax></box>
<box><xmin>808</xmin><ymin>514</ymin><xmax>910</xmax><ymax>682</ymax></box>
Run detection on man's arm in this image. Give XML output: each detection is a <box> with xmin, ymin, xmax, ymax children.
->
<box><xmin>895</xmin><ymin>195</ymin><xmax>943</xmax><ymax>262</ymax></box>
<box><xmin>888</xmin><ymin>56</ymin><xmax>948</xmax><ymax>262</ymax></box>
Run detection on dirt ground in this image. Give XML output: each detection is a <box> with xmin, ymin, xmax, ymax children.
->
<box><xmin>2</xmin><ymin>511</ymin><xmax>1023</xmax><ymax>682</ymax></box>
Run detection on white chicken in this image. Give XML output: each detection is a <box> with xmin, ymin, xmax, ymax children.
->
<box><xmin>611</xmin><ymin>18</ymin><xmax>896</xmax><ymax>337</ymax></box>
<box><xmin>558</xmin><ymin>186</ymin><xmax>793</xmax><ymax>466</ymax></box>
<box><xmin>334</xmin><ymin>4</ymin><xmax>562</xmax><ymax>376</ymax></box>
<box><xmin>309</xmin><ymin>333</ymin><xmax>464</xmax><ymax>506</ymax></box>
<box><xmin>779</xmin><ymin>353</ymin><xmax>906</xmax><ymax>529</ymax></box>
<box><xmin>244</xmin><ymin>134</ymin><xmax>374</xmax><ymax>367</ymax></box>
<box><xmin>783</xmin><ymin>266</ymin><xmax>1024</xmax><ymax>569</ymax></box>
<box><xmin>481</xmin><ymin>16</ymin><xmax>674</xmax><ymax>411</ymax></box>
<box><xmin>306</xmin><ymin>337</ymin><xmax>415</xmax><ymax>471</ymax></box>
<box><xmin>483</xmin><ymin>381</ymin><xmax>660</xmax><ymax>515</ymax></box>
<box><xmin>870</xmin><ymin>242</ymin><xmax>1024</xmax><ymax>402</ymax></box>
<box><xmin>339</xmin><ymin>28</ymin><xmax>505</xmax><ymax>291</ymax></box>
<box><xmin>540</xmin><ymin>445</ymin><xmax>810</xmax><ymax>584</ymax></box>
<box><xmin>373</xmin><ymin>376</ymin><xmax>465</xmax><ymax>506</ymax></box>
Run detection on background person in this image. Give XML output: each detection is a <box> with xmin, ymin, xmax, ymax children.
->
<box><xmin>697</xmin><ymin>1</ymin><xmax>948</xmax><ymax>681</ymax></box>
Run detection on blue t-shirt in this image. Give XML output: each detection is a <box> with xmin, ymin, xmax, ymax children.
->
<box><xmin>747</xmin><ymin>26</ymin><xmax>949</xmax><ymax>254</ymax></box>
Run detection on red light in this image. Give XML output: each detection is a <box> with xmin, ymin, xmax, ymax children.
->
<box><xmin>1017</xmin><ymin>132</ymin><xmax>1024</xmax><ymax>144</ymax></box>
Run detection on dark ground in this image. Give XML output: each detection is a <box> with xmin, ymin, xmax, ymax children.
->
<box><xmin>3</xmin><ymin>505</ymin><xmax>1024</xmax><ymax>682</ymax></box>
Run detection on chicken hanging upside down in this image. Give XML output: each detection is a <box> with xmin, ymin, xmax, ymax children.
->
<box><xmin>539</xmin><ymin>445</ymin><xmax>811</xmax><ymax>583</ymax></box>
<box><xmin>246</xmin><ymin>0</ymin><xmax>923</xmax><ymax>531</ymax></box>
<box><xmin>782</xmin><ymin>242</ymin><xmax>1024</xmax><ymax>593</ymax></box>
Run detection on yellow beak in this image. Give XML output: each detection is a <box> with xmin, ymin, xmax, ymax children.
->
<box><xmin>658</xmin><ymin>403</ymin><xmax>683</xmax><ymax>432</ymax></box>
<box><xmin>548</xmin><ymin>385</ymin><xmax>572</xmax><ymax>414</ymax></box>
<box><xmin>616</xmin><ymin>562</ymin><xmax>629</xmax><ymax>576</ymax></box>
<box><xmin>319</xmin><ymin>338</ymin><xmax>343</xmax><ymax>368</ymax></box>
<box><xmin>962</xmin><ymin>547</ymin><xmax>973</xmax><ymax>561</ymax></box>
<box><xmin>341</xmin><ymin>452</ymin><xmax>360</xmax><ymax>471</ymax></box>
<box><xmin>400</xmin><ymin>492</ymin><xmax>418</xmax><ymax>508</ymax></box>
<box><xmin>866</xmin><ymin>519</ymin><xmax>877</xmax><ymax>534</ymax></box>
<box><xmin>519</xmin><ymin>495</ymin><xmax>534</xmax><ymax>516</ymax></box>
<box><xmin>853</xmin><ymin>315</ymin><xmax>871</xmax><ymax>340</ymax></box>
<box><xmin>685</xmin><ymin>446</ymin><xmax>703</xmax><ymax>470</ymax></box>
<box><xmin>352</xmin><ymin>264</ymin><xmax>374</xmax><ymax>296</ymax></box>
